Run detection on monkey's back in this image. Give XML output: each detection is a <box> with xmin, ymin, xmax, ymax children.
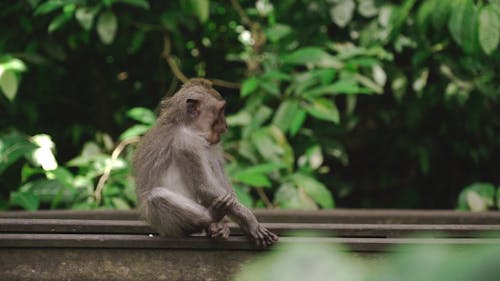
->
<box><xmin>133</xmin><ymin>124</ymin><xmax>175</xmax><ymax>203</ymax></box>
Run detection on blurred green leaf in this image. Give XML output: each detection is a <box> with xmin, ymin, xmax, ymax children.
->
<box><xmin>304</xmin><ymin>98</ymin><xmax>340</xmax><ymax>124</ymax></box>
<box><xmin>97</xmin><ymin>10</ymin><xmax>118</xmax><ymax>45</ymax></box>
<box><xmin>0</xmin><ymin>56</ymin><xmax>27</xmax><ymax>72</ymax></box>
<box><xmin>432</xmin><ymin>0</ymin><xmax>452</xmax><ymax>30</ymax></box>
<box><xmin>358</xmin><ymin>0</ymin><xmax>378</xmax><ymax>18</ymax></box>
<box><xmin>21</xmin><ymin>164</ymin><xmax>43</xmax><ymax>183</ymax></box>
<box><xmin>19</xmin><ymin>178</ymin><xmax>72</xmax><ymax>205</ymax></box>
<box><xmin>189</xmin><ymin>0</ymin><xmax>210</xmax><ymax>23</ymax></box>
<box><xmin>75</xmin><ymin>7</ymin><xmax>99</xmax><ymax>31</ymax></box>
<box><xmin>48</xmin><ymin>11</ymin><xmax>72</xmax><ymax>33</ymax></box>
<box><xmin>67</xmin><ymin>142</ymin><xmax>102</xmax><ymax>166</ymax></box>
<box><xmin>372</xmin><ymin>64</ymin><xmax>387</xmax><ymax>87</ymax></box>
<box><xmin>46</xmin><ymin>167</ymin><xmax>75</xmax><ymax>188</ymax></box>
<box><xmin>243</xmin><ymin>106</ymin><xmax>273</xmax><ymax>137</ymax></box>
<box><xmin>260</xmin><ymin>80</ymin><xmax>280</xmax><ymax>96</ymax></box>
<box><xmin>262</xmin><ymin>70</ymin><xmax>291</xmax><ymax>81</ymax></box>
<box><xmin>0</xmin><ymin>132</ymin><xmax>37</xmax><ymax>175</ymax></box>
<box><xmin>272</xmin><ymin>99</ymin><xmax>300</xmax><ymax>132</ymax></box>
<box><xmin>303</xmin><ymin>80</ymin><xmax>369</xmax><ymax>98</ymax></box>
<box><xmin>289</xmin><ymin>108</ymin><xmax>307</xmax><ymax>136</ymax></box>
<box><xmin>118</xmin><ymin>126</ymin><xmax>146</xmax><ymax>142</ymax></box>
<box><xmin>241</xmin><ymin>77</ymin><xmax>259</xmax><ymax>97</ymax></box>
<box><xmin>265</xmin><ymin>24</ymin><xmax>292</xmax><ymax>42</ymax></box>
<box><xmin>129</xmin><ymin>31</ymin><xmax>146</xmax><ymax>54</ymax></box>
<box><xmin>416</xmin><ymin>0</ymin><xmax>435</xmax><ymax>37</ymax></box>
<box><xmin>251</xmin><ymin>129</ymin><xmax>282</xmax><ymax>162</ymax></box>
<box><xmin>10</xmin><ymin>190</ymin><xmax>39</xmax><ymax>210</ymax></box>
<box><xmin>0</xmin><ymin>70</ymin><xmax>19</xmax><ymax>101</ymax></box>
<box><xmin>274</xmin><ymin>183</ymin><xmax>318</xmax><ymax>209</ymax></box>
<box><xmin>330</xmin><ymin>0</ymin><xmax>355</xmax><ymax>28</ymax></box>
<box><xmin>318</xmin><ymin>69</ymin><xmax>336</xmax><ymax>85</ymax></box>
<box><xmin>233</xmin><ymin>172</ymin><xmax>272</xmax><ymax>188</ymax></box>
<box><xmin>113</xmin><ymin>0</ymin><xmax>150</xmax><ymax>9</ymax></box>
<box><xmin>388</xmin><ymin>0</ymin><xmax>417</xmax><ymax>41</ymax></box>
<box><xmin>30</xmin><ymin>134</ymin><xmax>58</xmax><ymax>171</ymax></box>
<box><xmin>281</xmin><ymin>47</ymin><xmax>343</xmax><ymax>68</ymax></box>
<box><xmin>267</xmin><ymin>126</ymin><xmax>295</xmax><ymax>169</ymax></box>
<box><xmin>111</xmin><ymin>197</ymin><xmax>131</xmax><ymax>209</ymax></box>
<box><xmin>457</xmin><ymin>182</ymin><xmax>496</xmax><ymax>211</ymax></box>
<box><xmin>448</xmin><ymin>0</ymin><xmax>475</xmax><ymax>49</ymax></box>
<box><xmin>227</xmin><ymin>111</ymin><xmax>251</xmax><ymax>126</ymax></box>
<box><xmin>392</xmin><ymin>72</ymin><xmax>408</xmax><ymax>102</ymax></box>
<box><xmin>34</xmin><ymin>0</ymin><xmax>64</xmax><ymax>16</ymax></box>
<box><xmin>304</xmin><ymin>145</ymin><xmax>323</xmax><ymax>170</ymax></box>
<box><xmin>126</xmin><ymin>107</ymin><xmax>156</xmax><ymax>125</ymax></box>
<box><xmin>291</xmin><ymin>173</ymin><xmax>334</xmax><ymax>208</ymax></box>
<box><xmin>478</xmin><ymin>5</ymin><xmax>500</xmax><ymax>55</ymax></box>
<box><xmin>355</xmin><ymin>73</ymin><xmax>383</xmax><ymax>94</ymax></box>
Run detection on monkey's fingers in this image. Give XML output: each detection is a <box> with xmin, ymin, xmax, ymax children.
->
<box><xmin>222</xmin><ymin>197</ymin><xmax>236</xmax><ymax>210</ymax></box>
<box><xmin>211</xmin><ymin>193</ymin><xmax>232</xmax><ymax>210</ymax></box>
<box><xmin>208</xmin><ymin>222</ymin><xmax>230</xmax><ymax>240</ymax></box>
<box><xmin>220</xmin><ymin>225</ymin><xmax>230</xmax><ymax>239</ymax></box>
<box><xmin>255</xmin><ymin>225</ymin><xmax>278</xmax><ymax>247</ymax></box>
<box><xmin>263</xmin><ymin>229</ymin><xmax>278</xmax><ymax>246</ymax></box>
<box><xmin>252</xmin><ymin>228</ymin><xmax>266</xmax><ymax>248</ymax></box>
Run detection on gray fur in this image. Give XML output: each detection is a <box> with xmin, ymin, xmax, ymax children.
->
<box><xmin>133</xmin><ymin>78</ymin><xmax>278</xmax><ymax>246</ymax></box>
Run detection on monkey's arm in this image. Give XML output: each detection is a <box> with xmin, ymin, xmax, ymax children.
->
<box><xmin>176</xmin><ymin>149</ymin><xmax>278</xmax><ymax>246</ymax></box>
<box><xmin>175</xmin><ymin>149</ymin><xmax>225</xmax><ymax>202</ymax></box>
<box><xmin>175</xmin><ymin>149</ymin><xmax>236</xmax><ymax>222</ymax></box>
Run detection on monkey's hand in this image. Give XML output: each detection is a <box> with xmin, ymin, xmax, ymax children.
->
<box><xmin>246</xmin><ymin>223</ymin><xmax>279</xmax><ymax>248</ymax></box>
<box><xmin>207</xmin><ymin>221</ymin><xmax>230</xmax><ymax>240</ymax></box>
<box><xmin>209</xmin><ymin>193</ymin><xmax>236</xmax><ymax>222</ymax></box>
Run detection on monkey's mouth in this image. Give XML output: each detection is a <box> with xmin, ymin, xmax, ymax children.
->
<box><xmin>209</xmin><ymin>134</ymin><xmax>221</xmax><ymax>145</ymax></box>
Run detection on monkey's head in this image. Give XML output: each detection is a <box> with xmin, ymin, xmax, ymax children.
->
<box><xmin>162</xmin><ymin>79</ymin><xmax>228</xmax><ymax>145</ymax></box>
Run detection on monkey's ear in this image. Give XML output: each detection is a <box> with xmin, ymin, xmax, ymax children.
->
<box><xmin>186</xmin><ymin>99</ymin><xmax>201</xmax><ymax>117</ymax></box>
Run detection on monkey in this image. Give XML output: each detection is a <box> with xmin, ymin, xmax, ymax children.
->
<box><xmin>133</xmin><ymin>78</ymin><xmax>278</xmax><ymax>247</ymax></box>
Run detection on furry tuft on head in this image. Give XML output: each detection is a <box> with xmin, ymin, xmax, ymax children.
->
<box><xmin>181</xmin><ymin>78</ymin><xmax>213</xmax><ymax>89</ymax></box>
<box><xmin>158</xmin><ymin>78</ymin><xmax>223</xmax><ymax>123</ymax></box>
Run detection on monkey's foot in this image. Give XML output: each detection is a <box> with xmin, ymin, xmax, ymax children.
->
<box><xmin>248</xmin><ymin>224</ymin><xmax>279</xmax><ymax>248</ymax></box>
<box><xmin>207</xmin><ymin>221</ymin><xmax>230</xmax><ymax>240</ymax></box>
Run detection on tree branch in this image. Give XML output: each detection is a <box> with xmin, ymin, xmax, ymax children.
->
<box><xmin>94</xmin><ymin>137</ymin><xmax>140</xmax><ymax>203</ymax></box>
<box><xmin>161</xmin><ymin>34</ymin><xmax>188</xmax><ymax>83</ymax></box>
<box><xmin>230</xmin><ymin>0</ymin><xmax>252</xmax><ymax>27</ymax></box>
<box><xmin>256</xmin><ymin>187</ymin><xmax>274</xmax><ymax>209</ymax></box>
<box><xmin>209</xmin><ymin>78</ymin><xmax>241</xmax><ymax>89</ymax></box>
<box><xmin>161</xmin><ymin>34</ymin><xmax>241</xmax><ymax>89</ymax></box>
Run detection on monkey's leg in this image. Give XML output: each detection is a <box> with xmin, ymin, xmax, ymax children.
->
<box><xmin>175</xmin><ymin>150</ymin><xmax>277</xmax><ymax>245</ymax></box>
<box><xmin>146</xmin><ymin>187</ymin><xmax>214</xmax><ymax>236</ymax></box>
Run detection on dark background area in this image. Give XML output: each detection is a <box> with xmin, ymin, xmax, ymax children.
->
<box><xmin>0</xmin><ymin>0</ymin><xmax>499</xmax><ymax>210</ymax></box>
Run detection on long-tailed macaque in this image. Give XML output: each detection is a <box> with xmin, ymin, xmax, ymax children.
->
<box><xmin>133</xmin><ymin>78</ymin><xmax>278</xmax><ymax>247</ymax></box>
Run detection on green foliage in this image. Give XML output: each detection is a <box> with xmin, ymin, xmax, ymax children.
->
<box><xmin>0</xmin><ymin>56</ymin><xmax>27</xmax><ymax>101</ymax></box>
<box><xmin>457</xmin><ymin>182</ymin><xmax>498</xmax><ymax>211</ymax></box>
<box><xmin>235</xmin><ymin>242</ymin><xmax>500</xmax><ymax>281</ymax></box>
<box><xmin>0</xmin><ymin>0</ymin><xmax>499</xmax><ymax>210</ymax></box>
<box><xmin>1</xmin><ymin>128</ymin><xmax>138</xmax><ymax>210</ymax></box>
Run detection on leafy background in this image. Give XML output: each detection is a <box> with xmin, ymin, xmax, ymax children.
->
<box><xmin>0</xmin><ymin>0</ymin><xmax>499</xmax><ymax>211</ymax></box>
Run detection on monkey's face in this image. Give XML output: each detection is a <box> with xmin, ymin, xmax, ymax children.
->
<box><xmin>206</xmin><ymin>100</ymin><xmax>227</xmax><ymax>144</ymax></box>
<box><xmin>212</xmin><ymin>101</ymin><xmax>228</xmax><ymax>143</ymax></box>
<box><xmin>187</xmin><ymin>97</ymin><xmax>227</xmax><ymax>145</ymax></box>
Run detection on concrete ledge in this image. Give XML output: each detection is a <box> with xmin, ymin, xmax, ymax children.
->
<box><xmin>1</xmin><ymin>209</ymin><xmax>499</xmax><ymax>281</ymax></box>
